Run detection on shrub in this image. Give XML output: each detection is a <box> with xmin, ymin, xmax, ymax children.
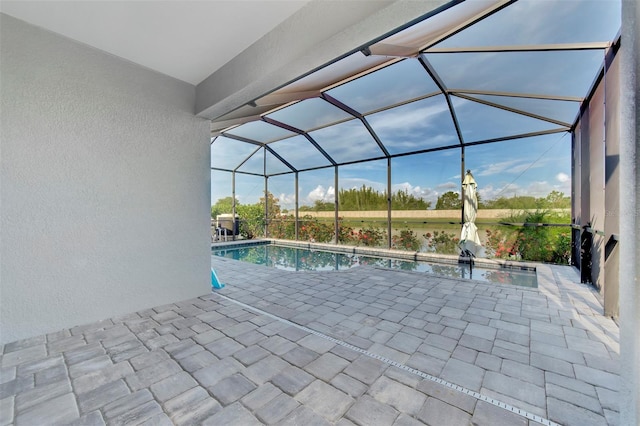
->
<box><xmin>484</xmin><ymin>228</ymin><xmax>519</xmax><ymax>259</ymax></box>
<box><xmin>269</xmin><ymin>215</ymin><xmax>296</xmax><ymax>240</ymax></box>
<box><xmin>391</xmin><ymin>228</ymin><xmax>421</xmax><ymax>251</ymax></box>
<box><xmin>551</xmin><ymin>232</ymin><xmax>571</xmax><ymax>264</ymax></box>
<box><xmin>298</xmin><ymin>215</ymin><xmax>334</xmax><ymax>243</ymax></box>
<box><xmin>423</xmin><ymin>230</ymin><xmax>459</xmax><ymax>254</ymax></box>
<box><xmin>485</xmin><ymin>210</ymin><xmax>571</xmax><ymax>264</ymax></box>
<box><xmin>349</xmin><ymin>225</ymin><xmax>387</xmax><ymax>247</ymax></box>
<box><xmin>516</xmin><ymin>210</ymin><xmax>553</xmax><ymax>262</ymax></box>
<box><xmin>336</xmin><ymin>219</ymin><xmax>355</xmax><ymax>244</ymax></box>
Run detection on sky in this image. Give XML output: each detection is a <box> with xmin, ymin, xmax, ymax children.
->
<box><xmin>211</xmin><ymin>132</ymin><xmax>572</xmax><ymax>210</ymax></box>
<box><xmin>210</xmin><ymin>0</ymin><xmax>618</xmax><ymax>210</ymax></box>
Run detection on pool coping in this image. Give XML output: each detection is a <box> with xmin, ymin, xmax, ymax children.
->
<box><xmin>211</xmin><ymin>238</ymin><xmax>555</xmax><ymax>291</ymax></box>
<box><xmin>212</xmin><ymin>238</ymin><xmax>538</xmax><ymax>270</ymax></box>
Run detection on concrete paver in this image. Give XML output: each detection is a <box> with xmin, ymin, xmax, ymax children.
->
<box><xmin>14</xmin><ymin>392</ymin><xmax>78</xmax><ymax>426</ymax></box>
<box><xmin>254</xmin><ymin>393</ymin><xmax>299</xmax><ymax>424</ymax></box>
<box><xmin>77</xmin><ymin>379</ymin><xmax>130</xmax><ymax>413</ymax></box>
<box><xmin>14</xmin><ymin>379</ymin><xmax>71</xmax><ymax>413</ymax></box>
<box><xmin>149</xmin><ymin>372</ymin><xmax>198</xmax><ymax>403</ymax></box>
<box><xmin>346</xmin><ymin>394</ymin><xmax>398</xmax><ymax>426</ymax></box>
<box><xmin>304</xmin><ymin>352</ymin><xmax>350</xmax><ymax>381</ymax></box>
<box><xmin>471</xmin><ymin>400</ymin><xmax>528</xmax><ymax>426</ymax></box>
<box><xmin>368</xmin><ymin>376</ymin><xmax>426</xmax><ymax>415</ymax></box>
<box><xmin>294</xmin><ymin>380</ymin><xmax>353</xmax><ymax>422</ymax></box>
<box><xmin>0</xmin><ymin>395</ymin><xmax>14</xmax><ymax>425</ymax></box>
<box><xmin>417</xmin><ymin>396</ymin><xmax>472</xmax><ymax>425</ymax></box>
<box><xmin>209</xmin><ymin>373</ymin><xmax>257</xmax><ymax>405</ymax></box>
<box><xmin>0</xmin><ymin>255</ymin><xmax>620</xmax><ymax>425</ymax></box>
<box><xmin>67</xmin><ymin>410</ymin><xmax>106</xmax><ymax>426</ymax></box>
<box><xmin>202</xmin><ymin>402</ymin><xmax>262</xmax><ymax>426</ymax></box>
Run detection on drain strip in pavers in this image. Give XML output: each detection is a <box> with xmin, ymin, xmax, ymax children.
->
<box><xmin>213</xmin><ymin>292</ymin><xmax>558</xmax><ymax>426</ymax></box>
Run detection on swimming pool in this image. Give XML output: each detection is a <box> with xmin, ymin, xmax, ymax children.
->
<box><xmin>212</xmin><ymin>242</ymin><xmax>537</xmax><ymax>288</ymax></box>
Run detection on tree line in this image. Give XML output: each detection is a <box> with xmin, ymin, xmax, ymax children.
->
<box><xmin>299</xmin><ymin>186</ymin><xmax>431</xmax><ymax>212</ymax></box>
<box><xmin>212</xmin><ymin>187</ymin><xmax>570</xmax><ymax>218</ymax></box>
<box><xmin>434</xmin><ymin>190</ymin><xmax>570</xmax><ymax>210</ymax></box>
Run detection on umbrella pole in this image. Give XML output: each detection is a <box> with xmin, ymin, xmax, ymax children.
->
<box><xmin>461</xmin><ymin>147</ymin><xmax>465</xmax><ymax>227</ymax></box>
<box><xmin>462</xmin><ymin>248</ymin><xmax>474</xmax><ymax>277</ymax></box>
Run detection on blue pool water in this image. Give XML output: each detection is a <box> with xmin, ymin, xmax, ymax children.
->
<box><xmin>212</xmin><ymin>243</ymin><xmax>537</xmax><ymax>288</ymax></box>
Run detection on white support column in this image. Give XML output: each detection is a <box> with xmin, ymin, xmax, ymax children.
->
<box><xmin>619</xmin><ymin>1</ymin><xmax>639</xmax><ymax>424</ymax></box>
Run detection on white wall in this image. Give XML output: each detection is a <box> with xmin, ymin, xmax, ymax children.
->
<box><xmin>0</xmin><ymin>14</ymin><xmax>211</xmax><ymax>344</ymax></box>
<box><xmin>619</xmin><ymin>0</ymin><xmax>639</xmax><ymax>423</ymax></box>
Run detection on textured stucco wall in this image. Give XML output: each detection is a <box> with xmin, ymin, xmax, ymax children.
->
<box><xmin>619</xmin><ymin>1</ymin><xmax>639</xmax><ymax>424</ymax></box>
<box><xmin>0</xmin><ymin>14</ymin><xmax>211</xmax><ymax>344</ymax></box>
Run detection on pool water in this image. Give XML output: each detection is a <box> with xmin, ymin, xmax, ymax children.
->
<box><xmin>212</xmin><ymin>243</ymin><xmax>537</xmax><ymax>288</ymax></box>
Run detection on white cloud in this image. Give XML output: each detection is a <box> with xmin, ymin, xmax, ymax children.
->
<box><xmin>477</xmin><ymin>184</ymin><xmax>496</xmax><ymax>201</ymax></box>
<box><xmin>278</xmin><ymin>192</ymin><xmax>296</xmax><ymax>207</ymax></box>
<box><xmin>340</xmin><ymin>177</ymin><xmax>386</xmax><ymax>192</ymax></box>
<box><xmin>326</xmin><ymin>186</ymin><xmax>335</xmax><ymax>198</ymax></box>
<box><xmin>556</xmin><ymin>172</ymin><xmax>570</xmax><ymax>183</ymax></box>
<box><xmin>391</xmin><ymin>182</ymin><xmax>439</xmax><ymax>207</ymax></box>
<box><xmin>527</xmin><ymin>180</ymin><xmax>551</xmax><ymax>194</ymax></box>
<box><xmin>306</xmin><ymin>185</ymin><xmax>335</xmax><ymax>203</ymax></box>
<box><xmin>372</xmin><ymin>103</ymin><xmax>450</xmax><ymax>133</ymax></box>
<box><xmin>391</xmin><ymin>182</ymin><xmax>413</xmax><ymax>193</ymax></box>
<box><xmin>307</xmin><ymin>185</ymin><xmax>326</xmax><ymax>201</ymax></box>
<box><xmin>436</xmin><ymin>182</ymin><xmax>458</xmax><ymax>191</ymax></box>
<box><xmin>476</xmin><ymin>159</ymin><xmax>526</xmax><ymax>177</ymax></box>
<box><xmin>480</xmin><ymin>178</ymin><xmax>571</xmax><ymax>201</ymax></box>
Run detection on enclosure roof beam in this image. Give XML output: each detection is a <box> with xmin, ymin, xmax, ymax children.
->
<box><xmin>417</xmin><ymin>55</ymin><xmax>465</xmax><ymax>146</ymax></box>
<box><xmin>213</xmin><ymin>167</ymin><xmax>265</xmax><ymax>178</ymax></box>
<box><xmin>362</xmin><ymin>91</ymin><xmax>442</xmax><ymax>116</ymax></box>
<box><xmin>232</xmin><ymin>145</ymin><xmax>262</xmax><ymax>173</ymax></box>
<box><xmin>220</xmin><ymin>132</ymin><xmax>297</xmax><ymax>173</ymax></box>
<box><xmin>322</xmin><ymin>92</ymin><xmax>391</xmax><ymax>158</ymax></box>
<box><xmin>449</xmin><ymin>89</ymin><xmax>583</xmax><ymax>102</ymax></box>
<box><xmin>462</xmin><ymin>128</ymin><xmax>568</xmax><ymax>147</ymax></box>
<box><xmin>420</xmin><ymin>0</ymin><xmax>515</xmax><ymax>51</ymax></box>
<box><xmin>452</xmin><ymin>93</ymin><xmax>573</xmax><ymax>128</ymax></box>
<box><xmin>262</xmin><ymin>116</ymin><xmax>337</xmax><ymax>167</ymax></box>
<box><xmin>424</xmin><ymin>41</ymin><xmax>612</xmax><ymax>54</ymax></box>
<box><xmin>264</xmin><ymin>145</ymin><xmax>298</xmax><ymax>174</ymax></box>
<box><xmin>220</xmin><ymin>132</ymin><xmax>263</xmax><ymax>146</ymax></box>
<box><xmin>197</xmin><ymin>1</ymin><xmax>451</xmax><ymax>120</ymax></box>
<box><xmin>248</xmin><ymin>125</ymin><xmax>569</xmax><ymax>178</ymax></box>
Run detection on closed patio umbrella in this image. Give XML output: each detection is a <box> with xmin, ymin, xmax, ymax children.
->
<box><xmin>460</xmin><ymin>170</ymin><xmax>481</xmax><ymax>257</ymax></box>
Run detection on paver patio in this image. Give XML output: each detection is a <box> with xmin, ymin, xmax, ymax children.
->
<box><xmin>0</xmin><ymin>254</ymin><xmax>619</xmax><ymax>425</ymax></box>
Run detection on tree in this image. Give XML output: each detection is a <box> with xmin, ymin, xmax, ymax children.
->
<box><xmin>211</xmin><ymin>196</ymin><xmax>238</xmax><ymax>218</ymax></box>
<box><xmin>235</xmin><ymin>203</ymin><xmax>263</xmax><ymax>238</ymax></box>
<box><xmin>435</xmin><ymin>191</ymin><xmax>461</xmax><ymax>210</ymax></box>
<box><xmin>476</xmin><ymin>191</ymin><xmax>484</xmax><ymax>209</ymax></box>
<box><xmin>392</xmin><ymin>189</ymin><xmax>431</xmax><ymax>210</ymax></box>
<box><xmin>299</xmin><ymin>201</ymin><xmax>330</xmax><ymax>212</ymax></box>
<box><xmin>479</xmin><ymin>191</ymin><xmax>571</xmax><ymax>210</ymax></box>
<box><xmin>483</xmin><ymin>196</ymin><xmax>539</xmax><ymax>209</ymax></box>
<box><xmin>544</xmin><ymin>190</ymin><xmax>570</xmax><ymax>208</ymax></box>
<box><xmin>339</xmin><ymin>185</ymin><xmax>383</xmax><ymax>210</ymax></box>
<box><xmin>260</xmin><ymin>191</ymin><xmax>281</xmax><ymax>220</ymax></box>
<box><xmin>313</xmin><ymin>200</ymin><xmax>334</xmax><ymax>211</ymax></box>
<box><xmin>336</xmin><ymin>185</ymin><xmax>431</xmax><ymax>210</ymax></box>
